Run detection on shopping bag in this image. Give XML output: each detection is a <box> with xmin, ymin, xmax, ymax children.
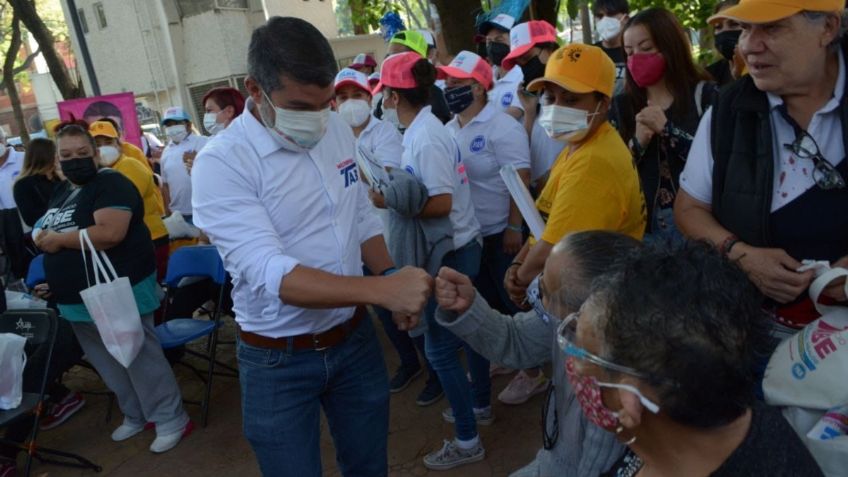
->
<box><xmin>764</xmin><ymin>267</ymin><xmax>848</xmax><ymax>409</ymax></box>
<box><xmin>78</xmin><ymin>228</ymin><xmax>144</xmax><ymax>368</ymax></box>
<box><xmin>0</xmin><ymin>333</ymin><xmax>27</xmax><ymax>409</ymax></box>
<box><xmin>782</xmin><ymin>406</ymin><xmax>848</xmax><ymax>477</ymax></box>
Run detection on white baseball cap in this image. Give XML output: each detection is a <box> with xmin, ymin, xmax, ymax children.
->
<box><xmin>334</xmin><ymin>68</ymin><xmax>371</xmax><ymax>95</ymax></box>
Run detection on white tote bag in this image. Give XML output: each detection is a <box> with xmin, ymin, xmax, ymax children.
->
<box><xmin>763</xmin><ymin>267</ymin><xmax>848</xmax><ymax>409</ymax></box>
<box><xmin>78</xmin><ymin>228</ymin><xmax>144</xmax><ymax>368</ymax></box>
<box><xmin>0</xmin><ymin>333</ymin><xmax>27</xmax><ymax>410</ymax></box>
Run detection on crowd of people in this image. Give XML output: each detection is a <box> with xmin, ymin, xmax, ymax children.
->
<box><xmin>0</xmin><ymin>0</ymin><xmax>845</xmax><ymax>475</ymax></box>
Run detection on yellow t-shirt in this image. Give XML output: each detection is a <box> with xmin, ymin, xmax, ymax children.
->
<box><xmin>122</xmin><ymin>142</ymin><xmax>153</xmax><ymax>171</ymax></box>
<box><xmin>113</xmin><ymin>157</ymin><xmax>168</xmax><ymax>241</ymax></box>
<box><xmin>535</xmin><ymin>122</ymin><xmax>646</xmax><ymax>244</ymax></box>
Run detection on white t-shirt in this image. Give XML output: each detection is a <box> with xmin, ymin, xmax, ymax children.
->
<box><xmin>489</xmin><ymin>66</ymin><xmax>524</xmax><ymax>114</ymax></box>
<box><xmin>402</xmin><ymin>108</ymin><xmax>481</xmax><ymax>249</ymax></box>
<box><xmin>160</xmin><ymin>133</ymin><xmax>209</xmax><ymax>215</ymax></box>
<box><xmin>447</xmin><ymin>103</ymin><xmax>530</xmax><ymax>236</ymax></box>
<box><xmin>530</xmin><ymin>118</ymin><xmax>566</xmax><ymax>186</ymax></box>
<box><xmin>680</xmin><ymin>52</ymin><xmax>846</xmax><ymax>213</ymax></box>
<box><xmin>0</xmin><ymin>147</ymin><xmax>24</xmax><ymax>209</ymax></box>
<box><xmin>358</xmin><ymin>115</ymin><xmax>404</xmax><ymax>169</ymax></box>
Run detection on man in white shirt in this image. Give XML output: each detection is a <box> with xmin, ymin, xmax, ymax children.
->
<box><xmin>159</xmin><ymin>107</ymin><xmax>208</xmax><ymax>223</ymax></box>
<box><xmin>0</xmin><ymin>128</ymin><xmax>24</xmax><ymax>210</ymax></box>
<box><xmin>192</xmin><ymin>17</ymin><xmax>433</xmax><ymax>477</ymax></box>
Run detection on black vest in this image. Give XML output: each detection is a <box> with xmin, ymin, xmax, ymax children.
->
<box><xmin>710</xmin><ymin>47</ymin><xmax>848</xmax><ymax>250</ymax></box>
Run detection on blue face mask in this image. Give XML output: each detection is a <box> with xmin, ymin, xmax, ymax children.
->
<box><xmin>444</xmin><ymin>85</ymin><xmax>475</xmax><ymax>115</ymax></box>
<box><xmin>527</xmin><ymin>274</ymin><xmax>557</xmax><ymax>324</ymax></box>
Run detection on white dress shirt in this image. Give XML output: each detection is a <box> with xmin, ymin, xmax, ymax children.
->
<box><xmin>357</xmin><ymin>115</ymin><xmax>404</xmax><ymax>169</ymax></box>
<box><xmin>488</xmin><ymin>66</ymin><xmax>524</xmax><ymax>114</ymax></box>
<box><xmin>0</xmin><ymin>147</ymin><xmax>24</xmax><ymax>209</ymax></box>
<box><xmin>160</xmin><ymin>132</ymin><xmax>209</xmax><ymax>215</ymax></box>
<box><xmin>402</xmin><ymin>108</ymin><xmax>481</xmax><ymax>249</ymax></box>
<box><xmin>192</xmin><ymin>99</ymin><xmax>383</xmax><ymax>337</ymax></box>
<box><xmin>681</xmin><ymin>52</ymin><xmax>846</xmax><ymax>213</ymax></box>
<box><xmin>447</xmin><ymin>103</ymin><xmax>530</xmax><ymax>236</ymax></box>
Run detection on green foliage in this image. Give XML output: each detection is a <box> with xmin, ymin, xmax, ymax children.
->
<box><xmin>625</xmin><ymin>0</ymin><xmax>719</xmax><ymax>30</ymax></box>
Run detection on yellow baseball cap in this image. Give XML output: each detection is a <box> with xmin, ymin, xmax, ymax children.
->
<box><xmin>89</xmin><ymin>120</ymin><xmax>119</xmax><ymax>139</ymax></box>
<box><xmin>526</xmin><ymin>44</ymin><xmax>615</xmax><ymax>98</ymax></box>
<box><xmin>709</xmin><ymin>0</ymin><xmax>843</xmax><ymax>24</ymax></box>
<box><xmin>390</xmin><ymin>30</ymin><xmax>429</xmax><ymax>58</ymax></box>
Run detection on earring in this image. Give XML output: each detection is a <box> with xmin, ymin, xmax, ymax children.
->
<box><xmin>615</xmin><ymin>425</ymin><xmax>637</xmax><ymax>446</ymax></box>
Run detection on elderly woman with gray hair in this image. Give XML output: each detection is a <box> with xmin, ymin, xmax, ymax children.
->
<box><xmin>567</xmin><ymin>243</ymin><xmax>823</xmax><ymax>476</ymax></box>
<box><xmin>434</xmin><ymin>230</ymin><xmax>641</xmax><ymax>476</ymax></box>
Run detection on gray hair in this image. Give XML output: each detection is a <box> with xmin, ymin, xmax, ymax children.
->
<box><xmin>553</xmin><ymin>231</ymin><xmax>642</xmax><ymax>313</ymax></box>
<box><xmin>247</xmin><ymin>17</ymin><xmax>338</xmax><ymax>93</ymax></box>
<box><xmin>802</xmin><ymin>10</ymin><xmax>848</xmax><ymax>51</ymax></box>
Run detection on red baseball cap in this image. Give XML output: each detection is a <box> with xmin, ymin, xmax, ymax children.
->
<box><xmin>436</xmin><ymin>51</ymin><xmax>493</xmax><ymax>90</ymax></box>
<box><xmin>334</xmin><ymin>68</ymin><xmax>371</xmax><ymax>95</ymax></box>
<box><xmin>350</xmin><ymin>53</ymin><xmax>377</xmax><ymax>69</ymax></box>
<box><xmin>501</xmin><ymin>20</ymin><xmax>558</xmax><ymax>71</ymax></box>
<box><xmin>372</xmin><ymin>52</ymin><xmax>422</xmax><ymax>94</ymax></box>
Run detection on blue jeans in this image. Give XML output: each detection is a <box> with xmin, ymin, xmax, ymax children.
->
<box><xmin>645</xmin><ymin>206</ymin><xmax>685</xmax><ymax>248</ymax></box>
<box><xmin>375</xmin><ymin>305</ymin><xmax>435</xmax><ymax>377</ymax></box>
<box><xmin>424</xmin><ymin>239</ymin><xmax>491</xmax><ymax>441</ymax></box>
<box><xmin>475</xmin><ymin>233</ymin><xmax>521</xmax><ymax>315</ymax></box>
<box><xmin>238</xmin><ymin>317</ymin><xmax>389</xmax><ymax>477</ymax></box>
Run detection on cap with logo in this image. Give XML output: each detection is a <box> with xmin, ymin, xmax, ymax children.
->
<box><xmin>89</xmin><ymin>120</ymin><xmax>119</xmax><ymax>139</ymax></box>
<box><xmin>502</xmin><ymin>20</ymin><xmax>559</xmax><ymax>71</ymax></box>
<box><xmin>526</xmin><ymin>44</ymin><xmax>616</xmax><ymax>98</ymax></box>
<box><xmin>478</xmin><ymin>13</ymin><xmax>516</xmax><ymax>35</ymax></box>
<box><xmin>709</xmin><ymin>0</ymin><xmax>843</xmax><ymax>24</ymax></box>
<box><xmin>350</xmin><ymin>53</ymin><xmax>377</xmax><ymax>69</ymax></box>
<box><xmin>372</xmin><ymin>52</ymin><xmax>422</xmax><ymax>94</ymax></box>
<box><xmin>161</xmin><ymin>106</ymin><xmax>191</xmax><ymax>125</ymax></box>
<box><xmin>334</xmin><ymin>68</ymin><xmax>372</xmax><ymax>95</ymax></box>
<box><xmin>436</xmin><ymin>51</ymin><xmax>494</xmax><ymax>90</ymax></box>
<box><xmin>390</xmin><ymin>30</ymin><xmax>429</xmax><ymax>58</ymax></box>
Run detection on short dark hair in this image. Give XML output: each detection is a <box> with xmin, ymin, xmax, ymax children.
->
<box><xmin>589</xmin><ymin>242</ymin><xmax>771</xmax><ymax>429</ymax></box>
<box><xmin>248</xmin><ymin>16</ymin><xmax>338</xmax><ymax>93</ymax></box>
<box><xmin>202</xmin><ymin>87</ymin><xmax>246</xmax><ymax>116</ymax></box>
<box><xmin>593</xmin><ymin>0</ymin><xmax>630</xmax><ymax>17</ymax></box>
<box><xmin>54</xmin><ymin>119</ymin><xmax>96</xmax><ymax>151</ymax></box>
<box><xmin>388</xmin><ymin>58</ymin><xmax>436</xmax><ymax>108</ymax></box>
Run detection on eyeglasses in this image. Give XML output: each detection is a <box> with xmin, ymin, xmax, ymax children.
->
<box><xmin>783</xmin><ymin>131</ymin><xmax>846</xmax><ymax>191</ymax></box>
<box><xmin>556</xmin><ymin>313</ymin><xmax>677</xmax><ymax>388</ymax></box>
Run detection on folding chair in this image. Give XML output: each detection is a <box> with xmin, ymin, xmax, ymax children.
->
<box><xmin>155</xmin><ymin>245</ymin><xmax>235</xmax><ymax>427</ymax></box>
<box><xmin>0</xmin><ymin>310</ymin><xmax>102</xmax><ymax>475</ymax></box>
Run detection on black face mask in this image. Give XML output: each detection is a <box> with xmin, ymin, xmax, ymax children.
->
<box><xmin>444</xmin><ymin>85</ymin><xmax>476</xmax><ymax>115</ymax></box>
<box><xmin>60</xmin><ymin>157</ymin><xmax>98</xmax><ymax>185</ymax></box>
<box><xmin>714</xmin><ymin>30</ymin><xmax>742</xmax><ymax>61</ymax></box>
<box><xmin>520</xmin><ymin>55</ymin><xmax>546</xmax><ymax>86</ymax></box>
<box><xmin>487</xmin><ymin>42</ymin><xmax>511</xmax><ymax>68</ymax></box>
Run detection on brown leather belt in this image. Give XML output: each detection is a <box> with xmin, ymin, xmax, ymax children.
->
<box><xmin>238</xmin><ymin>306</ymin><xmax>366</xmax><ymax>351</ymax></box>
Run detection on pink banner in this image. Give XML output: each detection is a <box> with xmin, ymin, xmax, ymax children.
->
<box><xmin>57</xmin><ymin>92</ymin><xmax>141</xmax><ymax>148</ymax></box>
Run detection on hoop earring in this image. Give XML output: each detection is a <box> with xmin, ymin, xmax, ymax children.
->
<box><xmin>616</xmin><ymin>425</ymin><xmax>637</xmax><ymax>446</ymax></box>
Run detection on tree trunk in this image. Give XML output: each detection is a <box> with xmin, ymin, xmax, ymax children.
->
<box><xmin>348</xmin><ymin>0</ymin><xmax>367</xmax><ymax>35</ymax></box>
<box><xmin>580</xmin><ymin>1</ymin><xmax>592</xmax><ymax>44</ymax></box>
<box><xmin>430</xmin><ymin>0</ymin><xmax>478</xmax><ymax>55</ymax></box>
<box><xmin>3</xmin><ymin>14</ymin><xmax>29</xmax><ymax>144</ymax></box>
<box><xmin>9</xmin><ymin>0</ymin><xmax>83</xmax><ymax>99</ymax></box>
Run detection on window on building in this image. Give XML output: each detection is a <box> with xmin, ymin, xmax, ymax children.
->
<box><xmin>93</xmin><ymin>2</ymin><xmax>107</xmax><ymax>29</ymax></box>
<box><xmin>77</xmin><ymin>8</ymin><xmax>89</xmax><ymax>34</ymax></box>
<box><xmin>215</xmin><ymin>0</ymin><xmax>248</xmax><ymax>8</ymax></box>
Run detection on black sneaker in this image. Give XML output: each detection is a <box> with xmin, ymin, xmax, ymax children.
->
<box><xmin>416</xmin><ymin>377</ymin><xmax>444</xmax><ymax>406</ymax></box>
<box><xmin>389</xmin><ymin>366</ymin><xmax>423</xmax><ymax>394</ymax></box>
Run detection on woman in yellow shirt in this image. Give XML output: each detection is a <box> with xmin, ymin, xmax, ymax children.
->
<box><xmin>506</xmin><ymin>44</ymin><xmax>647</xmax><ymax>304</ymax></box>
<box><xmin>89</xmin><ymin>121</ymin><xmax>169</xmax><ymax>280</ymax></box>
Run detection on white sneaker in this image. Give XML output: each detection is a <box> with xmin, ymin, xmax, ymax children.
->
<box><xmin>497</xmin><ymin>370</ymin><xmax>550</xmax><ymax>405</ymax></box>
<box><xmin>111</xmin><ymin>421</ymin><xmax>146</xmax><ymax>442</ymax></box>
<box><xmin>149</xmin><ymin>420</ymin><xmax>194</xmax><ymax>454</ymax></box>
<box><xmin>423</xmin><ymin>439</ymin><xmax>485</xmax><ymax>471</ymax></box>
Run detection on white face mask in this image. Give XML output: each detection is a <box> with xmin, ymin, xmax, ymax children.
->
<box><xmin>596</xmin><ymin>16</ymin><xmax>623</xmax><ymax>42</ymax></box>
<box><xmin>338</xmin><ymin>99</ymin><xmax>372</xmax><ymax>128</ymax></box>
<box><xmin>382</xmin><ymin>107</ymin><xmax>401</xmax><ymax>129</ymax></box>
<box><xmin>165</xmin><ymin>125</ymin><xmax>188</xmax><ymax>144</ymax></box>
<box><xmin>539</xmin><ymin>103</ymin><xmax>601</xmax><ymax>143</ymax></box>
<box><xmin>203</xmin><ymin>112</ymin><xmax>224</xmax><ymax>136</ymax></box>
<box><xmin>260</xmin><ymin>90</ymin><xmax>329</xmax><ymax>150</ymax></box>
<box><xmin>97</xmin><ymin>145</ymin><xmax>121</xmax><ymax>166</ymax></box>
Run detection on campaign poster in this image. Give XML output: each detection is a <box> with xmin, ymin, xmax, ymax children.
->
<box><xmin>57</xmin><ymin>92</ymin><xmax>141</xmax><ymax>148</ymax></box>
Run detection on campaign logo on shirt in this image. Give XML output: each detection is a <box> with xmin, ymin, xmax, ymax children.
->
<box><xmin>501</xmin><ymin>92</ymin><xmax>514</xmax><ymax>107</ymax></box>
<box><xmin>470</xmin><ymin>135</ymin><xmax>486</xmax><ymax>153</ymax></box>
<box><xmin>41</xmin><ymin>206</ymin><xmax>79</xmax><ymax>233</ymax></box>
<box><xmin>337</xmin><ymin>158</ymin><xmax>358</xmax><ymax>188</ymax></box>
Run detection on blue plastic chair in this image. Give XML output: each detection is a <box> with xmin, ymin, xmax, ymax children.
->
<box><xmin>155</xmin><ymin>245</ymin><xmax>229</xmax><ymax>427</ymax></box>
<box><xmin>25</xmin><ymin>254</ymin><xmax>45</xmax><ymax>290</ymax></box>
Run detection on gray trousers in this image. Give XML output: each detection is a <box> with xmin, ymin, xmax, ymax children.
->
<box><xmin>70</xmin><ymin>313</ymin><xmax>188</xmax><ymax>435</ymax></box>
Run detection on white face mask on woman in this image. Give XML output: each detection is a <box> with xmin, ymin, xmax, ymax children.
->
<box><xmin>260</xmin><ymin>89</ymin><xmax>329</xmax><ymax>150</ymax></box>
<box><xmin>98</xmin><ymin>145</ymin><xmax>121</xmax><ymax>166</ymax></box>
<box><xmin>203</xmin><ymin>112</ymin><xmax>224</xmax><ymax>136</ymax></box>
<box><xmin>338</xmin><ymin>99</ymin><xmax>372</xmax><ymax>128</ymax></box>
<box><xmin>165</xmin><ymin>125</ymin><xmax>188</xmax><ymax>144</ymax></box>
<box><xmin>538</xmin><ymin>103</ymin><xmax>602</xmax><ymax>143</ymax></box>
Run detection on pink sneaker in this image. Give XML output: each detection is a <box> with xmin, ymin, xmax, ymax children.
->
<box><xmin>497</xmin><ymin>370</ymin><xmax>550</xmax><ymax>405</ymax></box>
<box><xmin>40</xmin><ymin>392</ymin><xmax>85</xmax><ymax>431</ymax></box>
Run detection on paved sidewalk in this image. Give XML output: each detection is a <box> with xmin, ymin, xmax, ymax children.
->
<box><xmin>29</xmin><ymin>316</ymin><xmax>546</xmax><ymax>476</ymax></box>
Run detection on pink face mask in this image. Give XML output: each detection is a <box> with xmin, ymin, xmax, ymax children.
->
<box><xmin>565</xmin><ymin>357</ymin><xmax>621</xmax><ymax>430</ymax></box>
<box><xmin>627</xmin><ymin>52</ymin><xmax>667</xmax><ymax>88</ymax></box>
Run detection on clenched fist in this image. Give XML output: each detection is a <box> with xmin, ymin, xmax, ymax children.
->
<box><xmin>435</xmin><ymin>267</ymin><xmax>476</xmax><ymax>315</ymax></box>
<box><xmin>378</xmin><ymin>267</ymin><xmax>434</xmax><ymax>320</ymax></box>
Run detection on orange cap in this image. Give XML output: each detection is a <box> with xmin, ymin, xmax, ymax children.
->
<box><xmin>89</xmin><ymin>120</ymin><xmax>119</xmax><ymax>139</ymax></box>
<box><xmin>526</xmin><ymin>44</ymin><xmax>615</xmax><ymax>98</ymax></box>
<box><xmin>709</xmin><ymin>0</ymin><xmax>843</xmax><ymax>24</ymax></box>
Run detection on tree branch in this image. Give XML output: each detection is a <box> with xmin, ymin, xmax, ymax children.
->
<box><xmin>12</xmin><ymin>46</ymin><xmax>40</xmax><ymax>74</ymax></box>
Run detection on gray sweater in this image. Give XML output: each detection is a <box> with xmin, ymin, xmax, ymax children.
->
<box><xmin>435</xmin><ymin>294</ymin><xmax>624</xmax><ymax>477</ymax></box>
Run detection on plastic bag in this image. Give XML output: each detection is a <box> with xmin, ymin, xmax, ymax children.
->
<box><xmin>0</xmin><ymin>333</ymin><xmax>27</xmax><ymax>409</ymax></box>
